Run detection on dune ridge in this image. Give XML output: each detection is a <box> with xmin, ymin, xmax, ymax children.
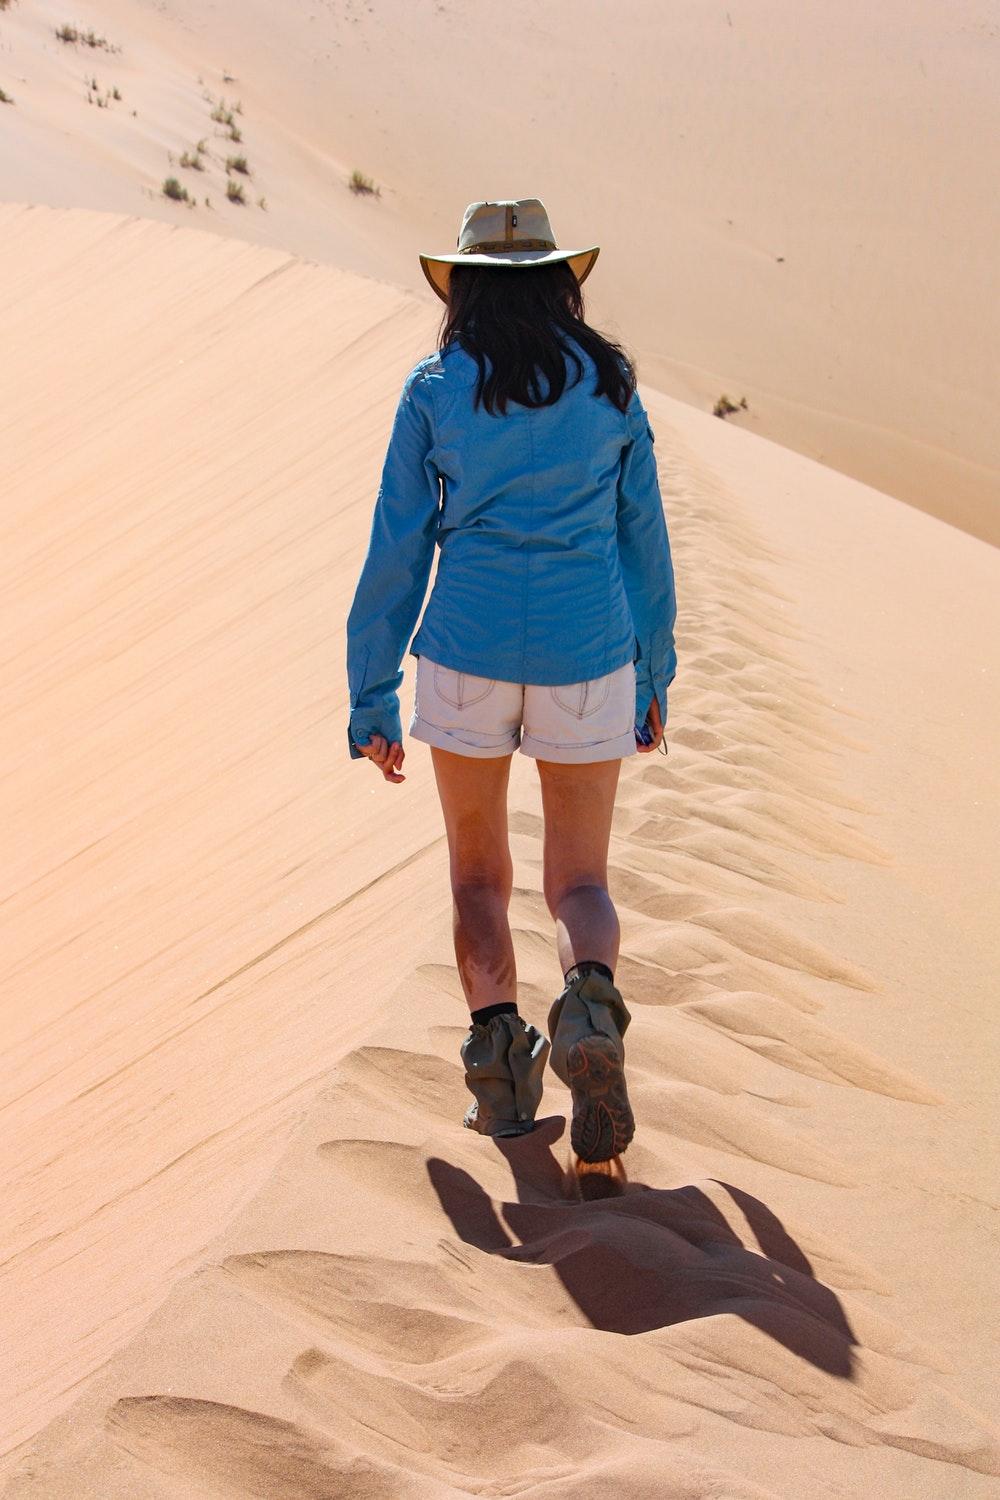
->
<box><xmin>2</xmin><ymin>204</ymin><xmax>999</xmax><ymax>1496</ymax></box>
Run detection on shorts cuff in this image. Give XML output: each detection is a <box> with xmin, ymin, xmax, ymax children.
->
<box><xmin>409</xmin><ymin>714</ymin><xmax>520</xmax><ymax>758</ymax></box>
<box><xmin>519</xmin><ymin>728</ymin><xmax>638</xmax><ymax>763</ymax></box>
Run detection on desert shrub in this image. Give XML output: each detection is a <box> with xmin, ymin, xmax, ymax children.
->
<box><xmin>349</xmin><ymin>169</ymin><xmax>380</xmax><ymax>197</ymax></box>
<box><xmin>163</xmin><ymin>176</ymin><xmax>189</xmax><ymax>202</ymax></box>
<box><xmin>712</xmin><ymin>394</ymin><xmax>749</xmax><ymax>419</ymax></box>
<box><xmin>226</xmin><ymin>178</ymin><xmax>246</xmax><ymax>204</ymax></box>
<box><xmin>55</xmin><ymin>22</ymin><xmax>118</xmax><ymax>50</ymax></box>
<box><xmin>226</xmin><ymin>154</ymin><xmax>249</xmax><ymax>175</ymax></box>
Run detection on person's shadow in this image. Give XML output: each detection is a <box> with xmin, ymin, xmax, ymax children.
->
<box><xmin>426</xmin><ymin>1116</ymin><xmax>857</xmax><ymax>1377</ymax></box>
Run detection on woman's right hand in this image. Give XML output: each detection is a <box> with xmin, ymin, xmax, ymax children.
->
<box><xmin>636</xmin><ymin>694</ymin><xmax>665</xmax><ymax>753</ymax></box>
<box><xmin>354</xmin><ymin>732</ymin><xmax>407</xmax><ymax>782</ymax></box>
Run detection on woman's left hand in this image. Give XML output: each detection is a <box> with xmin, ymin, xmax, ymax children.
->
<box><xmin>354</xmin><ymin>733</ymin><xmax>406</xmax><ymax>783</ymax></box>
<box><xmin>635</xmin><ymin>693</ymin><xmax>665</xmax><ymax>754</ymax></box>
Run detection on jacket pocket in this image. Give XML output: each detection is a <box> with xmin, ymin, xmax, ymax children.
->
<box><xmin>549</xmin><ymin>675</ymin><xmax>613</xmax><ymax>718</ymax></box>
<box><xmin>433</xmin><ymin>663</ymin><xmax>496</xmax><ymax>709</ymax></box>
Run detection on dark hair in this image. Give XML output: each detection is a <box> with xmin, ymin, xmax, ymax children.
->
<box><xmin>435</xmin><ymin>260</ymin><xmax>638</xmax><ymax>417</ymax></box>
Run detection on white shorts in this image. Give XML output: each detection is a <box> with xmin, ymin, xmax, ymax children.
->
<box><xmin>408</xmin><ymin>654</ymin><xmax>638</xmax><ymax>763</ymax></box>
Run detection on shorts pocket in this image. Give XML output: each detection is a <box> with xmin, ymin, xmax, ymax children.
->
<box><xmin>433</xmin><ymin>662</ymin><xmax>496</xmax><ymax>709</ymax></box>
<box><xmin>549</xmin><ymin>674</ymin><xmax>613</xmax><ymax>718</ymax></box>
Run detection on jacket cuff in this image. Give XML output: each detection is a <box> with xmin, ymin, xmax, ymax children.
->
<box><xmin>634</xmin><ymin>669</ymin><xmax>654</xmax><ymax>729</ymax></box>
<box><xmin>634</xmin><ymin>645</ymin><xmax>675</xmax><ymax>729</ymax></box>
<box><xmin>348</xmin><ymin>705</ymin><xmax>404</xmax><ymax>761</ymax></box>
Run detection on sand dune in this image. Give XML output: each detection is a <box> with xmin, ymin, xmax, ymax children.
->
<box><xmin>2</xmin><ymin>203</ymin><xmax>998</xmax><ymax>1497</ymax></box>
<box><xmin>1</xmin><ymin>0</ymin><xmax>998</xmax><ymax>540</ymax></box>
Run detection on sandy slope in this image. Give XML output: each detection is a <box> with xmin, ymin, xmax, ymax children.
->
<box><xmin>1</xmin><ymin>0</ymin><xmax>998</xmax><ymax>542</ymax></box>
<box><xmin>1</xmin><ymin>203</ymin><xmax>998</xmax><ymax>1498</ymax></box>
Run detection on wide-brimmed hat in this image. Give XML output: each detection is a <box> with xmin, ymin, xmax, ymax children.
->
<box><xmin>419</xmin><ymin>198</ymin><xmax>600</xmax><ymax>304</ymax></box>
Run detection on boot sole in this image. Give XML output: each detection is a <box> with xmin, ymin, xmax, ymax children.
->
<box><xmin>565</xmin><ymin>1035</ymin><xmax>635</xmax><ymax>1163</ymax></box>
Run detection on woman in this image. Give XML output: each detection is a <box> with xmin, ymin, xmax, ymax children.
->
<box><xmin>345</xmin><ymin>199</ymin><xmax>677</xmax><ymax>1170</ymax></box>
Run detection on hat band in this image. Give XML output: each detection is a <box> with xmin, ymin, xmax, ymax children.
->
<box><xmin>458</xmin><ymin>238</ymin><xmax>557</xmax><ymax>254</ymax></box>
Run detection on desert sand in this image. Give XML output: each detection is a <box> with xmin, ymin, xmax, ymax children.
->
<box><xmin>1</xmin><ymin>199</ymin><xmax>998</xmax><ymax>1496</ymax></box>
<box><xmin>1</xmin><ymin>1</ymin><xmax>999</xmax><ymax>1495</ymax></box>
<box><xmin>0</xmin><ymin>0</ymin><xmax>997</xmax><ymax>541</ymax></box>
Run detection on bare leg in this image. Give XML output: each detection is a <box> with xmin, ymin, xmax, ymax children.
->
<box><xmin>537</xmin><ymin>755</ymin><xmax>634</xmax><ymax>1170</ymax></box>
<box><xmin>429</xmin><ymin>745</ymin><xmax>517</xmax><ymax>1015</ymax></box>
<box><xmin>536</xmin><ymin>756</ymin><xmax>622</xmax><ymax>978</ymax></box>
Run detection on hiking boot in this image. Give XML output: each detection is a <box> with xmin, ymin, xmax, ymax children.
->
<box><xmin>460</xmin><ymin>1011</ymin><xmax>550</xmax><ymax>1138</ymax></box>
<box><xmin>547</xmin><ymin>969</ymin><xmax>634</xmax><ymax>1162</ymax></box>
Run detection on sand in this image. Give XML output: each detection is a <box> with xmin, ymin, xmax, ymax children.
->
<box><xmin>1</xmin><ymin>196</ymin><xmax>998</xmax><ymax>1497</ymax></box>
<box><xmin>0</xmin><ymin>0</ymin><xmax>997</xmax><ymax>541</ymax></box>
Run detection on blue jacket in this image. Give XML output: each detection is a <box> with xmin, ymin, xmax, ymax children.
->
<box><xmin>346</xmin><ymin>337</ymin><xmax>677</xmax><ymax>760</ymax></box>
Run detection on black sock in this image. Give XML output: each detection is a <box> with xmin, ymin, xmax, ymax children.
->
<box><xmin>470</xmin><ymin>1000</ymin><xmax>518</xmax><ymax>1027</ymax></box>
<box><xmin>564</xmin><ymin>960</ymin><xmax>615</xmax><ymax>987</ymax></box>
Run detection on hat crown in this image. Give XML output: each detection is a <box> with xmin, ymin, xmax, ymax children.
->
<box><xmin>457</xmin><ymin>199</ymin><xmax>557</xmax><ymax>255</ymax></box>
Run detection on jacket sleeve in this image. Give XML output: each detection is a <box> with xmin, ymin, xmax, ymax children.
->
<box><xmin>616</xmin><ymin>390</ymin><xmax>678</xmax><ymax>730</ymax></box>
<box><xmin>345</xmin><ymin>365</ymin><xmax>441</xmax><ymax>760</ymax></box>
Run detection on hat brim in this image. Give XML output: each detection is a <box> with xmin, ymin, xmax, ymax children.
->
<box><xmin>418</xmin><ymin>246</ymin><xmax>600</xmax><ymax>304</ymax></box>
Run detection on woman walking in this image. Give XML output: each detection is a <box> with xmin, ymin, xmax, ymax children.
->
<box><xmin>345</xmin><ymin>198</ymin><xmax>677</xmax><ymax>1170</ymax></box>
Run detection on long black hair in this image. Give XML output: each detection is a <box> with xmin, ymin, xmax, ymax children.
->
<box><xmin>435</xmin><ymin>260</ymin><xmax>638</xmax><ymax>417</ymax></box>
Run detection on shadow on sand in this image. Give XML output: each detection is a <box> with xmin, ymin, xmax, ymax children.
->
<box><xmin>427</xmin><ymin>1114</ymin><xmax>857</xmax><ymax>1376</ymax></box>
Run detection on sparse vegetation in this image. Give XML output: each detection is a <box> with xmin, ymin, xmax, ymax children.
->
<box><xmin>712</xmin><ymin>394</ymin><xmax>749</xmax><ymax>420</ymax></box>
<box><xmin>0</xmin><ymin>86</ymin><xmax>14</xmax><ymax>104</ymax></box>
<box><xmin>194</xmin><ymin>92</ymin><xmax>263</xmax><ymax>208</ymax></box>
<box><xmin>55</xmin><ymin>22</ymin><xmax>119</xmax><ymax>50</ymax></box>
<box><xmin>179</xmin><ymin>138</ymin><xmax>208</xmax><ymax>170</ymax></box>
<box><xmin>85</xmin><ymin>76</ymin><xmax>120</xmax><ymax>107</ymax></box>
<box><xmin>349</xmin><ymin>168</ymin><xmax>380</xmax><ymax>197</ymax></box>
<box><xmin>162</xmin><ymin>176</ymin><xmax>189</xmax><ymax>202</ymax></box>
